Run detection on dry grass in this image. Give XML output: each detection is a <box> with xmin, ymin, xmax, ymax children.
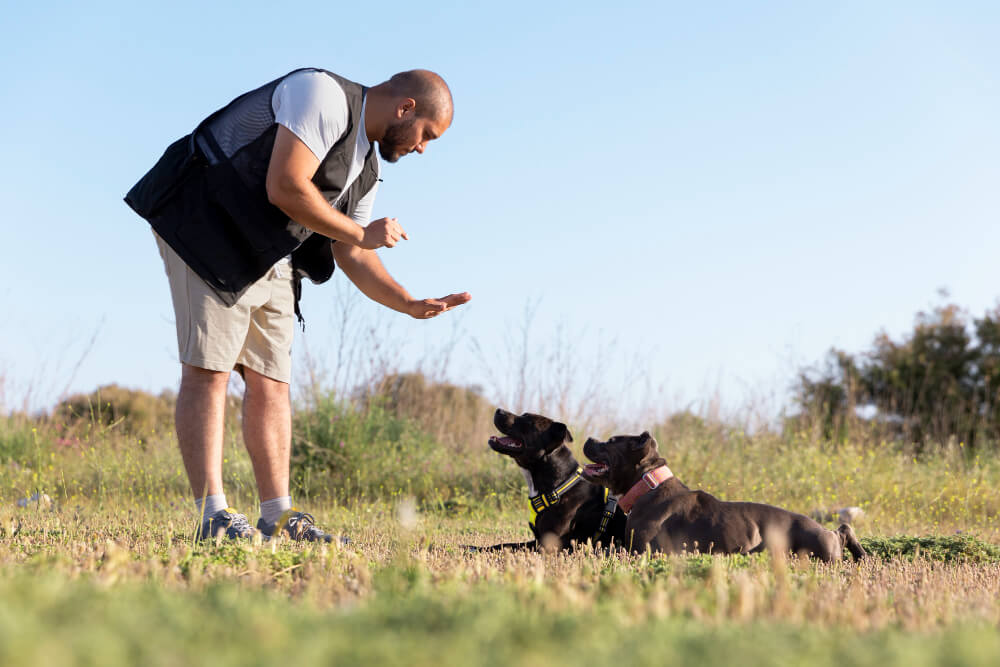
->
<box><xmin>2</xmin><ymin>499</ymin><xmax>1000</xmax><ymax>666</ymax></box>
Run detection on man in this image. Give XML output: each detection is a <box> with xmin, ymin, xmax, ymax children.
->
<box><xmin>125</xmin><ymin>68</ymin><xmax>469</xmax><ymax>542</ymax></box>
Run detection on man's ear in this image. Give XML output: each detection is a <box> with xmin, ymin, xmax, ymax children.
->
<box><xmin>397</xmin><ymin>97</ymin><xmax>416</xmax><ymax>118</ymax></box>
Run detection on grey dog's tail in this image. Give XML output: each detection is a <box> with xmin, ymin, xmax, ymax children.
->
<box><xmin>837</xmin><ymin>523</ymin><xmax>867</xmax><ymax>560</ymax></box>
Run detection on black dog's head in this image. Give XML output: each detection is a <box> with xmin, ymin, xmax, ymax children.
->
<box><xmin>489</xmin><ymin>408</ymin><xmax>573</xmax><ymax>467</ymax></box>
<box><xmin>582</xmin><ymin>431</ymin><xmax>664</xmax><ymax>495</ymax></box>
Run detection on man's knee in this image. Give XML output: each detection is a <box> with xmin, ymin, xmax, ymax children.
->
<box><xmin>242</xmin><ymin>366</ymin><xmax>289</xmax><ymax>401</ymax></box>
<box><xmin>180</xmin><ymin>363</ymin><xmax>230</xmax><ymax>395</ymax></box>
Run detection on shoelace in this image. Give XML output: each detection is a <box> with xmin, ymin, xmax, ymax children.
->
<box><xmin>286</xmin><ymin>512</ymin><xmax>323</xmax><ymax>539</ymax></box>
<box><xmin>223</xmin><ymin>511</ymin><xmax>253</xmax><ymax>535</ymax></box>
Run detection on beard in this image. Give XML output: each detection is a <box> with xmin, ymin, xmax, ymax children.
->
<box><xmin>378</xmin><ymin>116</ymin><xmax>417</xmax><ymax>163</ymax></box>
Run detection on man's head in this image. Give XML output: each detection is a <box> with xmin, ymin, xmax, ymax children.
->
<box><xmin>372</xmin><ymin>69</ymin><xmax>453</xmax><ymax>163</ymax></box>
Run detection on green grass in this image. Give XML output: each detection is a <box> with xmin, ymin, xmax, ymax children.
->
<box><xmin>3</xmin><ymin>400</ymin><xmax>1000</xmax><ymax>666</ymax></box>
<box><xmin>861</xmin><ymin>534</ymin><xmax>1000</xmax><ymax>563</ymax></box>
<box><xmin>3</xmin><ymin>573</ymin><xmax>1000</xmax><ymax>667</ymax></box>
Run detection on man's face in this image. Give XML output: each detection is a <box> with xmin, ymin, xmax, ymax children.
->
<box><xmin>378</xmin><ymin>114</ymin><xmax>448</xmax><ymax>163</ymax></box>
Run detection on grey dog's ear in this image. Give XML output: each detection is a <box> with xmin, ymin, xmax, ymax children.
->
<box><xmin>632</xmin><ymin>431</ymin><xmax>655</xmax><ymax>450</ymax></box>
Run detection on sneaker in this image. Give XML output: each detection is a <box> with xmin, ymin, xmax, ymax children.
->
<box><xmin>199</xmin><ymin>508</ymin><xmax>257</xmax><ymax>540</ymax></box>
<box><xmin>256</xmin><ymin>509</ymin><xmax>349</xmax><ymax>545</ymax></box>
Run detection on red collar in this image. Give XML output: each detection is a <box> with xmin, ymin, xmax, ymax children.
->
<box><xmin>618</xmin><ymin>465</ymin><xmax>674</xmax><ymax>515</ymax></box>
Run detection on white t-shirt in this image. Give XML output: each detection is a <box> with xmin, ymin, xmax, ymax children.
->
<box><xmin>270</xmin><ymin>70</ymin><xmax>379</xmax><ymax>267</ymax></box>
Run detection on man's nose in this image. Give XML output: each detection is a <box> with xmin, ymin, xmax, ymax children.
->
<box><xmin>414</xmin><ymin>143</ymin><xmax>425</xmax><ymax>154</ymax></box>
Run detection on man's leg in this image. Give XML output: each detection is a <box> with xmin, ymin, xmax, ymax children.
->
<box><xmin>241</xmin><ymin>366</ymin><xmax>291</xmax><ymax>501</ymax></box>
<box><xmin>175</xmin><ymin>363</ymin><xmax>230</xmax><ymax>499</ymax></box>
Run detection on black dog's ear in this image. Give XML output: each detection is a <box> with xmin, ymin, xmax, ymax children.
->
<box><xmin>549</xmin><ymin>422</ymin><xmax>572</xmax><ymax>444</ymax></box>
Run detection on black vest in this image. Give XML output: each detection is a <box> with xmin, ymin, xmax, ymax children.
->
<box><xmin>124</xmin><ymin>68</ymin><xmax>379</xmax><ymax>308</ymax></box>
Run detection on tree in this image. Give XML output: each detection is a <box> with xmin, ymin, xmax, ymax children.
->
<box><xmin>793</xmin><ymin>302</ymin><xmax>1000</xmax><ymax>448</ymax></box>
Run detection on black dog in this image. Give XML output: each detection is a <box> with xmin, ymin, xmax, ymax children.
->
<box><xmin>478</xmin><ymin>409</ymin><xmax>626</xmax><ymax>551</ymax></box>
<box><xmin>581</xmin><ymin>431</ymin><xmax>866</xmax><ymax>562</ymax></box>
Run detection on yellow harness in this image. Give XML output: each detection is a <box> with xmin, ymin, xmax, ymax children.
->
<box><xmin>527</xmin><ymin>467</ymin><xmax>619</xmax><ymax>544</ymax></box>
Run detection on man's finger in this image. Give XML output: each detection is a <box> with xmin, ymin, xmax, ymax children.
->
<box><xmin>424</xmin><ymin>300</ymin><xmax>447</xmax><ymax>312</ymax></box>
<box><xmin>439</xmin><ymin>292</ymin><xmax>472</xmax><ymax>307</ymax></box>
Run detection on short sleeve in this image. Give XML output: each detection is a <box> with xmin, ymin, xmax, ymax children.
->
<box><xmin>271</xmin><ymin>71</ymin><xmax>349</xmax><ymax>161</ymax></box>
<box><xmin>350</xmin><ymin>177</ymin><xmax>380</xmax><ymax>224</ymax></box>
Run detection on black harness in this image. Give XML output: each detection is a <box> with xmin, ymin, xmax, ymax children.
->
<box><xmin>528</xmin><ymin>466</ymin><xmax>619</xmax><ymax>544</ymax></box>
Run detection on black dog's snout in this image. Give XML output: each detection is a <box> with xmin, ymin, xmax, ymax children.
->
<box><xmin>493</xmin><ymin>408</ymin><xmax>515</xmax><ymax>430</ymax></box>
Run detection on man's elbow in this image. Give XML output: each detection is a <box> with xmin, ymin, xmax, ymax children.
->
<box><xmin>265</xmin><ymin>174</ymin><xmax>303</xmax><ymax>212</ymax></box>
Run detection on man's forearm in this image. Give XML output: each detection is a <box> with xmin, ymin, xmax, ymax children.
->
<box><xmin>332</xmin><ymin>243</ymin><xmax>413</xmax><ymax>313</ymax></box>
<box><xmin>267</xmin><ymin>179</ymin><xmax>365</xmax><ymax>246</ymax></box>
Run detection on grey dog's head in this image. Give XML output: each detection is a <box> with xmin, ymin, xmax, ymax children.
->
<box><xmin>581</xmin><ymin>431</ymin><xmax>661</xmax><ymax>495</ymax></box>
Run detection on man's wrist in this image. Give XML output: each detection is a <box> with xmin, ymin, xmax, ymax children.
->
<box><xmin>350</xmin><ymin>222</ymin><xmax>365</xmax><ymax>246</ymax></box>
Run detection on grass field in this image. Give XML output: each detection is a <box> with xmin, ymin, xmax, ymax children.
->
<box><xmin>3</xmin><ymin>394</ymin><xmax>1000</xmax><ymax>666</ymax></box>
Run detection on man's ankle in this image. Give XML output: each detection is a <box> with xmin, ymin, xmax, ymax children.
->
<box><xmin>259</xmin><ymin>495</ymin><xmax>293</xmax><ymax>526</ymax></box>
<box><xmin>195</xmin><ymin>493</ymin><xmax>229</xmax><ymax>519</ymax></box>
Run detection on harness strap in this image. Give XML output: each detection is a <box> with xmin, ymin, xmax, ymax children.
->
<box><xmin>528</xmin><ymin>467</ymin><xmax>584</xmax><ymax>527</ymax></box>
<box><xmin>591</xmin><ymin>488</ymin><xmax>618</xmax><ymax>543</ymax></box>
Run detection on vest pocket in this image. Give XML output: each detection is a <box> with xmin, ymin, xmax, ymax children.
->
<box><xmin>162</xmin><ymin>159</ymin><xmax>292</xmax><ymax>293</ymax></box>
<box><xmin>125</xmin><ymin>134</ymin><xmax>199</xmax><ymax>219</ymax></box>
<box><xmin>201</xmin><ymin>160</ymin><xmax>287</xmax><ymax>253</ymax></box>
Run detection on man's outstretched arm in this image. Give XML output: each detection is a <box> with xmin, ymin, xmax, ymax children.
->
<box><xmin>332</xmin><ymin>243</ymin><xmax>470</xmax><ymax>319</ymax></box>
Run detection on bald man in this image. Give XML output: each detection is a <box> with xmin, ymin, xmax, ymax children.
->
<box><xmin>125</xmin><ymin>68</ymin><xmax>469</xmax><ymax>542</ymax></box>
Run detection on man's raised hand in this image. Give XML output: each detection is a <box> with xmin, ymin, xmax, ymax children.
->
<box><xmin>406</xmin><ymin>292</ymin><xmax>472</xmax><ymax>319</ymax></box>
<box><xmin>361</xmin><ymin>217</ymin><xmax>409</xmax><ymax>249</ymax></box>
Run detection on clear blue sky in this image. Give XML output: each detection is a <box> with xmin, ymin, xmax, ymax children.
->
<box><xmin>1</xmin><ymin>1</ymin><xmax>998</xmax><ymax>416</ymax></box>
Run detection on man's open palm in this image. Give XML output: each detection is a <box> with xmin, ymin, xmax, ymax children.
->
<box><xmin>408</xmin><ymin>292</ymin><xmax>471</xmax><ymax>319</ymax></box>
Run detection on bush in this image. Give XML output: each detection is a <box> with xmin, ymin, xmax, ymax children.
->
<box><xmin>0</xmin><ymin>413</ymin><xmax>37</xmax><ymax>464</ymax></box>
<box><xmin>54</xmin><ymin>385</ymin><xmax>177</xmax><ymax>438</ymax></box>
<box><xmin>291</xmin><ymin>390</ymin><xmax>512</xmax><ymax>503</ymax></box>
<box><xmin>793</xmin><ymin>301</ymin><xmax>1000</xmax><ymax>449</ymax></box>
<box><xmin>361</xmin><ymin>373</ymin><xmax>496</xmax><ymax>453</ymax></box>
<box><xmin>54</xmin><ymin>384</ymin><xmax>242</xmax><ymax>440</ymax></box>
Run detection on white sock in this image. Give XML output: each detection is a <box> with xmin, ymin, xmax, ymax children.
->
<box><xmin>195</xmin><ymin>493</ymin><xmax>229</xmax><ymax>520</ymax></box>
<box><xmin>260</xmin><ymin>496</ymin><xmax>293</xmax><ymax>525</ymax></box>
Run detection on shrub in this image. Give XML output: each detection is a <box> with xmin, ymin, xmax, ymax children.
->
<box><xmin>291</xmin><ymin>390</ymin><xmax>512</xmax><ymax>502</ymax></box>
<box><xmin>0</xmin><ymin>413</ymin><xmax>37</xmax><ymax>464</ymax></box>
<box><xmin>54</xmin><ymin>384</ymin><xmax>242</xmax><ymax>439</ymax></box>
<box><xmin>793</xmin><ymin>301</ymin><xmax>1000</xmax><ymax>449</ymax></box>
<box><xmin>361</xmin><ymin>373</ymin><xmax>496</xmax><ymax>453</ymax></box>
<box><xmin>54</xmin><ymin>384</ymin><xmax>176</xmax><ymax>437</ymax></box>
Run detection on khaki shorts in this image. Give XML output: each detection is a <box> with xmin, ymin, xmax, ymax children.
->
<box><xmin>155</xmin><ymin>233</ymin><xmax>295</xmax><ymax>383</ymax></box>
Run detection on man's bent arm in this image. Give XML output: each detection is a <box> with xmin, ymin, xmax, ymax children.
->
<box><xmin>332</xmin><ymin>243</ymin><xmax>470</xmax><ymax>319</ymax></box>
<box><xmin>266</xmin><ymin>126</ymin><xmax>406</xmax><ymax>249</ymax></box>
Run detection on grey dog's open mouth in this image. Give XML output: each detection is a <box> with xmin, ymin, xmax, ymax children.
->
<box><xmin>489</xmin><ymin>435</ymin><xmax>523</xmax><ymax>450</ymax></box>
<box><xmin>583</xmin><ymin>463</ymin><xmax>609</xmax><ymax>476</ymax></box>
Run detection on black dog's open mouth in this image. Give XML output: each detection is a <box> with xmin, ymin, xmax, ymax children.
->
<box><xmin>488</xmin><ymin>435</ymin><xmax>524</xmax><ymax>452</ymax></box>
<box><xmin>582</xmin><ymin>463</ymin><xmax>609</xmax><ymax>477</ymax></box>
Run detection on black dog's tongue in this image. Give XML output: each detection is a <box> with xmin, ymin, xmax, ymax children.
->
<box><xmin>489</xmin><ymin>435</ymin><xmax>523</xmax><ymax>448</ymax></box>
<box><xmin>584</xmin><ymin>463</ymin><xmax>608</xmax><ymax>475</ymax></box>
